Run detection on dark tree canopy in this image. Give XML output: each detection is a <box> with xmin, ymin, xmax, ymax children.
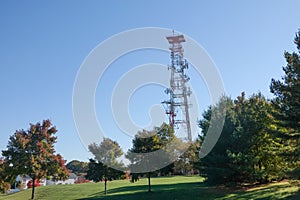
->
<box><xmin>270</xmin><ymin>30</ymin><xmax>300</xmax><ymax>178</ymax></box>
<box><xmin>85</xmin><ymin>158</ymin><xmax>124</xmax><ymax>182</ymax></box>
<box><xmin>173</xmin><ymin>140</ymin><xmax>200</xmax><ymax>175</ymax></box>
<box><xmin>199</xmin><ymin>94</ymin><xmax>284</xmax><ymax>184</ymax></box>
<box><xmin>270</xmin><ymin>31</ymin><xmax>300</xmax><ymax>134</ymax></box>
<box><xmin>66</xmin><ymin>160</ymin><xmax>88</xmax><ymax>175</ymax></box>
<box><xmin>126</xmin><ymin>123</ymin><xmax>181</xmax><ymax>192</ymax></box>
<box><xmin>199</xmin><ymin>30</ymin><xmax>300</xmax><ymax>184</ymax></box>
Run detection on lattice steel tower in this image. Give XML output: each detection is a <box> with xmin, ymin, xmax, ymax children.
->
<box><xmin>162</xmin><ymin>33</ymin><xmax>192</xmax><ymax>141</ymax></box>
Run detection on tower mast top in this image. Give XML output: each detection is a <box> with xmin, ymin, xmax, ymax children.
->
<box><xmin>166</xmin><ymin>35</ymin><xmax>185</xmax><ymax>54</ymax></box>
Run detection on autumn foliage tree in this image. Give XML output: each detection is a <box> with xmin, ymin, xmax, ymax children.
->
<box><xmin>0</xmin><ymin>158</ymin><xmax>12</xmax><ymax>193</ymax></box>
<box><xmin>1</xmin><ymin>119</ymin><xmax>69</xmax><ymax>199</ymax></box>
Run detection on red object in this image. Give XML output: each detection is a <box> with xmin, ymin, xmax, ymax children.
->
<box><xmin>27</xmin><ymin>179</ymin><xmax>40</xmax><ymax>188</ymax></box>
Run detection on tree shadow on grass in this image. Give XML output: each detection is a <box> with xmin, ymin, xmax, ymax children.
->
<box><xmin>76</xmin><ymin>181</ymin><xmax>300</xmax><ymax>200</ymax></box>
<box><xmin>76</xmin><ymin>182</ymin><xmax>229</xmax><ymax>200</ymax></box>
<box><xmin>218</xmin><ymin>182</ymin><xmax>300</xmax><ymax>200</ymax></box>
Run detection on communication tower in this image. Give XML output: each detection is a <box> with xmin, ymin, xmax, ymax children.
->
<box><xmin>162</xmin><ymin>33</ymin><xmax>192</xmax><ymax>141</ymax></box>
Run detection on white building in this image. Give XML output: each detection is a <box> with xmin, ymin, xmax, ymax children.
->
<box><xmin>15</xmin><ymin>173</ymin><xmax>78</xmax><ymax>189</ymax></box>
<box><xmin>46</xmin><ymin>173</ymin><xmax>78</xmax><ymax>185</ymax></box>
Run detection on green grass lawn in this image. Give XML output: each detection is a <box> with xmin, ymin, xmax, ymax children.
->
<box><xmin>0</xmin><ymin>176</ymin><xmax>299</xmax><ymax>200</ymax></box>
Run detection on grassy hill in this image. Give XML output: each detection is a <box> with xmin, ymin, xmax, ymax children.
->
<box><xmin>0</xmin><ymin>176</ymin><xmax>299</xmax><ymax>200</ymax></box>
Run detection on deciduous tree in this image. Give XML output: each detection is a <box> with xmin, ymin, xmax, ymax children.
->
<box><xmin>126</xmin><ymin>123</ymin><xmax>178</xmax><ymax>192</ymax></box>
<box><xmin>2</xmin><ymin>119</ymin><xmax>69</xmax><ymax>199</ymax></box>
<box><xmin>88</xmin><ymin>137</ymin><xmax>124</xmax><ymax>194</ymax></box>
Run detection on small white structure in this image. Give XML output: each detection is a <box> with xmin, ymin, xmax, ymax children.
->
<box><xmin>46</xmin><ymin>173</ymin><xmax>78</xmax><ymax>185</ymax></box>
<box><xmin>7</xmin><ymin>188</ymin><xmax>20</xmax><ymax>194</ymax></box>
<box><xmin>15</xmin><ymin>173</ymin><xmax>78</xmax><ymax>189</ymax></box>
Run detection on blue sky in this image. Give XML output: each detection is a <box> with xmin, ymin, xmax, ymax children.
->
<box><xmin>0</xmin><ymin>0</ymin><xmax>300</xmax><ymax>162</ymax></box>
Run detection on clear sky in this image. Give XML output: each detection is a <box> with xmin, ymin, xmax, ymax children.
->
<box><xmin>1</xmin><ymin>0</ymin><xmax>300</xmax><ymax>163</ymax></box>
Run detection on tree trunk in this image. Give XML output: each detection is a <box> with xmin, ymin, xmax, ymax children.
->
<box><xmin>31</xmin><ymin>176</ymin><xmax>35</xmax><ymax>200</ymax></box>
<box><xmin>104</xmin><ymin>178</ymin><xmax>107</xmax><ymax>195</ymax></box>
<box><xmin>104</xmin><ymin>166</ymin><xmax>108</xmax><ymax>195</ymax></box>
<box><xmin>148</xmin><ymin>173</ymin><xmax>151</xmax><ymax>192</ymax></box>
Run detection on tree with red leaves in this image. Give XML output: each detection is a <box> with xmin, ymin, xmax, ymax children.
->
<box><xmin>2</xmin><ymin>119</ymin><xmax>69</xmax><ymax>199</ymax></box>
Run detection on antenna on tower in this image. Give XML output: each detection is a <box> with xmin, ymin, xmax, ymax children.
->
<box><xmin>162</xmin><ymin>32</ymin><xmax>192</xmax><ymax>141</ymax></box>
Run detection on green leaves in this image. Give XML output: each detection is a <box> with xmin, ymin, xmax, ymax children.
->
<box><xmin>199</xmin><ymin>94</ymin><xmax>284</xmax><ymax>184</ymax></box>
<box><xmin>270</xmin><ymin>30</ymin><xmax>300</xmax><ymax>179</ymax></box>
<box><xmin>199</xmin><ymin>29</ymin><xmax>300</xmax><ymax>183</ymax></box>
<box><xmin>88</xmin><ymin>137</ymin><xmax>124</xmax><ymax>168</ymax></box>
<box><xmin>270</xmin><ymin>38</ymin><xmax>300</xmax><ymax>133</ymax></box>
<box><xmin>66</xmin><ymin>160</ymin><xmax>88</xmax><ymax>175</ymax></box>
<box><xmin>87</xmin><ymin>138</ymin><xmax>125</xmax><ymax>182</ymax></box>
